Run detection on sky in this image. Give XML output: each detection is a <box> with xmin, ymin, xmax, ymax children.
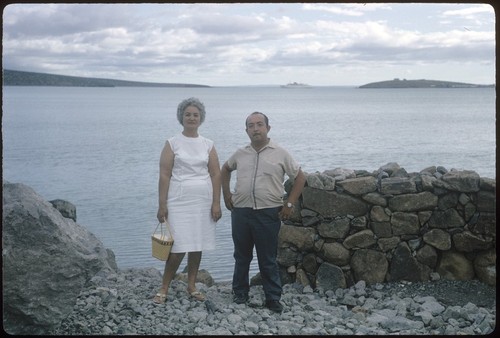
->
<box><xmin>2</xmin><ymin>2</ymin><xmax>496</xmax><ymax>86</ymax></box>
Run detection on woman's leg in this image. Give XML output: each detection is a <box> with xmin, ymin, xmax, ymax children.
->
<box><xmin>153</xmin><ymin>252</ymin><xmax>185</xmax><ymax>302</ymax></box>
<box><xmin>186</xmin><ymin>251</ymin><xmax>202</xmax><ymax>293</ymax></box>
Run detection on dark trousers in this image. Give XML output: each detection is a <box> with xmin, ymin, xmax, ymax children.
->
<box><xmin>231</xmin><ymin>207</ymin><xmax>282</xmax><ymax>301</ymax></box>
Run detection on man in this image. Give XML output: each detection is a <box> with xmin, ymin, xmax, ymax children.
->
<box><xmin>221</xmin><ymin>112</ymin><xmax>306</xmax><ymax>313</ymax></box>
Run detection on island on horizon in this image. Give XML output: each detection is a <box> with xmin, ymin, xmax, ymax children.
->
<box><xmin>2</xmin><ymin>69</ymin><xmax>210</xmax><ymax>88</ymax></box>
<box><xmin>359</xmin><ymin>78</ymin><xmax>494</xmax><ymax>89</ymax></box>
<box><xmin>2</xmin><ymin>69</ymin><xmax>495</xmax><ymax>89</ymax></box>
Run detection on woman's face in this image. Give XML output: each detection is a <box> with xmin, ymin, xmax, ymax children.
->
<box><xmin>182</xmin><ymin>105</ymin><xmax>201</xmax><ymax>128</ymax></box>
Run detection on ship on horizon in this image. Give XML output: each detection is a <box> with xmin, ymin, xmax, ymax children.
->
<box><xmin>280</xmin><ymin>82</ymin><xmax>311</xmax><ymax>88</ymax></box>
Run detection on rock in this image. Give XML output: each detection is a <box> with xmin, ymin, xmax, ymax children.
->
<box><xmin>370</xmin><ymin>205</ymin><xmax>390</xmax><ymax>222</ymax></box>
<box><xmin>388</xmin><ymin>191</ymin><xmax>438</xmax><ymax>212</ymax></box>
<box><xmin>51</xmin><ymin>267</ymin><xmax>495</xmax><ymax>336</ymax></box>
<box><xmin>391</xmin><ymin>212</ymin><xmax>420</xmax><ymax>235</ymax></box>
<box><xmin>49</xmin><ymin>199</ymin><xmax>77</xmax><ymax>221</ymax></box>
<box><xmin>343</xmin><ymin>229</ymin><xmax>376</xmax><ymax>249</ymax></box>
<box><xmin>437</xmin><ymin>192</ymin><xmax>458</xmax><ymax>210</ymax></box>
<box><xmin>302</xmin><ymin>188</ymin><xmax>368</xmax><ymax>217</ymax></box>
<box><xmin>379</xmin><ymin>162</ymin><xmax>401</xmax><ymax>176</ymax></box>
<box><xmin>452</xmin><ymin>231</ymin><xmax>493</xmax><ymax>252</ymax></box>
<box><xmin>476</xmin><ymin>191</ymin><xmax>496</xmax><ymax>212</ymax></box>
<box><xmin>428</xmin><ymin>209</ymin><xmax>465</xmax><ymax>229</ymax></box>
<box><xmin>320</xmin><ymin>242</ymin><xmax>350</xmax><ymax>266</ymax></box>
<box><xmin>2</xmin><ymin>181</ymin><xmax>117</xmax><ymax>335</ymax></box>
<box><xmin>336</xmin><ymin>176</ymin><xmax>377</xmax><ymax>195</ymax></box>
<box><xmin>377</xmin><ymin>236</ymin><xmax>400</xmax><ymax>252</ymax></box>
<box><xmin>351</xmin><ymin>249</ymin><xmax>388</xmax><ymax>284</ymax></box>
<box><xmin>277</xmin><ymin>246</ymin><xmax>300</xmax><ymax>267</ymax></box>
<box><xmin>389</xmin><ymin>242</ymin><xmax>428</xmax><ymax>282</ymax></box>
<box><xmin>305</xmin><ymin>172</ymin><xmax>336</xmax><ymax>190</ymax></box>
<box><xmin>436</xmin><ymin>250</ymin><xmax>475</xmax><ymax>280</ymax></box>
<box><xmin>278</xmin><ymin>223</ymin><xmax>316</xmax><ymax>251</ymax></box>
<box><xmin>380</xmin><ymin>177</ymin><xmax>417</xmax><ymax>195</ymax></box>
<box><xmin>416</xmin><ymin>244</ymin><xmax>438</xmax><ymax>268</ymax></box>
<box><xmin>176</xmin><ymin>268</ymin><xmax>215</xmax><ymax>287</ymax></box>
<box><xmin>315</xmin><ymin>262</ymin><xmax>346</xmax><ymax>290</ymax></box>
<box><xmin>371</xmin><ymin>221</ymin><xmax>392</xmax><ymax>238</ymax></box>
<box><xmin>439</xmin><ymin>170</ymin><xmax>480</xmax><ymax>192</ymax></box>
<box><xmin>470</xmin><ymin>212</ymin><xmax>495</xmax><ymax>237</ymax></box>
<box><xmin>479</xmin><ymin>177</ymin><xmax>496</xmax><ymax>192</ymax></box>
<box><xmin>323</xmin><ymin>168</ymin><xmax>356</xmax><ymax>180</ymax></box>
<box><xmin>422</xmin><ymin>229</ymin><xmax>451</xmax><ymax>251</ymax></box>
<box><xmin>317</xmin><ymin>217</ymin><xmax>350</xmax><ymax>239</ymax></box>
<box><xmin>301</xmin><ymin>253</ymin><xmax>318</xmax><ymax>274</ymax></box>
<box><xmin>295</xmin><ymin>268</ymin><xmax>311</xmax><ymax>287</ymax></box>
<box><xmin>362</xmin><ymin>192</ymin><xmax>387</xmax><ymax>206</ymax></box>
<box><xmin>474</xmin><ymin>249</ymin><xmax>496</xmax><ymax>286</ymax></box>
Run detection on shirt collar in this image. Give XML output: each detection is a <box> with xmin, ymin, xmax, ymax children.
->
<box><xmin>245</xmin><ymin>138</ymin><xmax>277</xmax><ymax>152</ymax></box>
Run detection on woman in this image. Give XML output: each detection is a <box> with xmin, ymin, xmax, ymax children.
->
<box><xmin>153</xmin><ymin>97</ymin><xmax>221</xmax><ymax>304</ymax></box>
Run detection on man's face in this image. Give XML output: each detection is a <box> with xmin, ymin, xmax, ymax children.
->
<box><xmin>246</xmin><ymin>113</ymin><xmax>270</xmax><ymax>143</ymax></box>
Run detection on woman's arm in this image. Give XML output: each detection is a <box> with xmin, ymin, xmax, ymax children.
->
<box><xmin>157</xmin><ymin>142</ymin><xmax>174</xmax><ymax>222</ymax></box>
<box><xmin>208</xmin><ymin>146</ymin><xmax>222</xmax><ymax>221</ymax></box>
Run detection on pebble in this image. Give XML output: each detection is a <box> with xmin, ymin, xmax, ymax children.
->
<box><xmin>53</xmin><ymin>267</ymin><xmax>496</xmax><ymax>335</ymax></box>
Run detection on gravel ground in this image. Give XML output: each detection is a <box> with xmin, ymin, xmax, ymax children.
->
<box><xmin>53</xmin><ymin>267</ymin><xmax>496</xmax><ymax>335</ymax></box>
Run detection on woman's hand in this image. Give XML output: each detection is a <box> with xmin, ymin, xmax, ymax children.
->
<box><xmin>211</xmin><ymin>203</ymin><xmax>222</xmax><ymax>222</ymax></box>
<box><xmin>157</xmin><ymin>206</ymin><xmax>168</xmax><ymax>223</ymax></box>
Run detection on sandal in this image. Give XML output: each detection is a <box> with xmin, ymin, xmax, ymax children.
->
<box><xmin>189</xmin><ymin>290</ymin><xmax>206</xmax><ymax>301</ymax></box>
<box><xmin>153</xmin><ymin>292</ymin><xmax>167</xmax><ymax>304</ymax></box>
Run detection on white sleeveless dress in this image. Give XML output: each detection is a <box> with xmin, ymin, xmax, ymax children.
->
<box><xmin>166</xmin><ymin>133</ymin><xmax>216</xmax><ymax>253</ymax></box>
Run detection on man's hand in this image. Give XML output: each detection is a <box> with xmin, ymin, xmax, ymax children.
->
<box><xmin>279</xmin><ymin>204</ymin><xmax>294</xmax><ymax>221</ymax></box>
<box><xmin>223</xmin><ymin>193</ymin><xmax>234</xmax><ymax>211</ymax></box>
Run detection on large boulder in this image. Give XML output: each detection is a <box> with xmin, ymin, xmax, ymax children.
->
<box><xmin>2</xmin><ymin>181</ymin><xmax>117</xmax><ymax>335</ymax></box>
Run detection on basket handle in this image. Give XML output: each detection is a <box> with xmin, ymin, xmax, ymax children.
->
<box><xmin>156</xmin><ymin>219</ymin><xmax>173</xmax><ymax>239</ymax></box>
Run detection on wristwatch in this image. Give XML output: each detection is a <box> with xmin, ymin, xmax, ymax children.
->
<box><xmin>286</xmin><ymin>202</ymin><xmax>294</xmax><ymax>208</ymax></box>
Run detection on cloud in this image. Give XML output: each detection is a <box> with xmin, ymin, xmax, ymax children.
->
<box><xmin>442</xmin><ymin>4</ymin><xmax>494</xmax><ymax>18</ymax></box>
<box><xmin>3</xmin><ymin>4</ymin><xmax>132</xmax><ymax>38</ymax></box>
<box><xmin>302</xmin><ymin>3</ymin><xmax>392</xmax><ymax>17</ymax></box>
<box><xmin>2</xmin><ymin>3</ymin><xmax>495</xmax><ymax>85</ymax></box>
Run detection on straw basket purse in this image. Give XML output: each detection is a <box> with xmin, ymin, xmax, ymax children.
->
<box><xmin>151</xmin><ymin>221</ymin><xmax>174</xmax><ymax>261</ymax></box>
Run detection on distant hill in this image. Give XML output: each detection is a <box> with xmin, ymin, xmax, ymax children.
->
<box><xmin>2</xmin><ymin>69</ymin><xmax>210</xmax><ymax>88</ymax></box>
<box><xmin>359</xmin><ymin>78</ymin><xmax>494</xmax><ymax>89</ymax></box>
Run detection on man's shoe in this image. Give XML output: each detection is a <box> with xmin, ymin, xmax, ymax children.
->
<box><xmin>265</xmin><ymin>300</ymin><xmax>283</xmax><ymax>313</ymax></box>
<box><xmin>233</xmin><ymin>293</ymin><xmax>249</xmax><ymax>304</ymax></box>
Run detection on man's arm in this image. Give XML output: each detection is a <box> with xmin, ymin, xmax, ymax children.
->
<box><xmin>220</xmin><ymin>162</ymin><xmax>234</xmax><ymax>210</ymax></box>
<box><xmin>279</xmin><ymin>168</ymin><xmax>306</xmax><ymax>221</ymax></box>
<box><xmin>286</xmin><ymin>168</ymin><xmax>306</xmax><ymax>206</ymax></box>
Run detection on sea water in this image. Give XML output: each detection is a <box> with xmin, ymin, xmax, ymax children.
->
<box><xmin>2</xmin><ymin>85</ymin><xmax>495</xmax><ymax>281</ymax></box>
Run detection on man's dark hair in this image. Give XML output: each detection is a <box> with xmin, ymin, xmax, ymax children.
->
<box><xmin>246</xmin><ymin>111</ymin><xmax>269</xmax><ymax>127</ymax></box>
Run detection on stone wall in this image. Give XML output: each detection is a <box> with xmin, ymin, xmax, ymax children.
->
<box><xmin>277</xmin><ymin>163</ymin><xmax>496</xmax><ymax>289</ymax></box>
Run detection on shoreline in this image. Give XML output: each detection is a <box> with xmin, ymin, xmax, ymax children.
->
<box><xmin>53</xmin><ymin>266</ymin><xmax>496</xmax><ymax>335</ymax></box>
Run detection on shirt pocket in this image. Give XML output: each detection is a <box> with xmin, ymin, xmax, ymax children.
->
<box><xmin>234</xmin><ymin>172</ymin><xmax>252</xmax><ymax>194</ymax></box>
<box><xmin>258</xmin><ymin>159</ymin><xmax>283</xmax><ymax>178</ymax></box>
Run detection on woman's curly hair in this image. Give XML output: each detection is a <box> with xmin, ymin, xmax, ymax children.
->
<box><xmin>177</xmin><ymin>97</ymin><xmax>206</xmax><ymax>125</ymax></box>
